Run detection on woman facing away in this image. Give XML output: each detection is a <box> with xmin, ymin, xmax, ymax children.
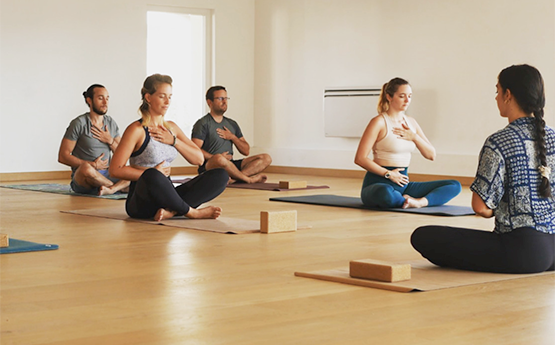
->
<box><xmin>411</xmin><ymin>64</ymin><xmax>555</xmax><ymax>274</ymax></box>
<box><xmin>354</xmin><ymin>77</ymin><xmax>461</xmax><ymax>209</ymax></box>
<box><xmin>109</xmin><ymin>74</ymin><xmax>228</xmax><ymax>221</ymax></box>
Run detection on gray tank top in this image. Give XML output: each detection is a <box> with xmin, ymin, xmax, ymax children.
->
<box><xmin>129</xmin><ymin>124</ymin><xmax>177</xmax><ymax>168</ymax></box>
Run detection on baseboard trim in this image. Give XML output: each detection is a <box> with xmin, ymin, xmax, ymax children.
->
<box><xmin>0</xmin><ymin>171</ymin><xmax>72</xmax><ymax>182</ymax></box>
<box><xmin>0</xmin><ymin>166</ymin><xmax>473</xmax><ymax>185</ymax></box>
<box><xmin>264</xmin><ymin>166</ymin><xmax>474</xmax><ymax>186</ymax></box>
<box><xmin>0</xmin><ymin>166</ymin><xmax>199</xmax><ymax>183</ymax></box>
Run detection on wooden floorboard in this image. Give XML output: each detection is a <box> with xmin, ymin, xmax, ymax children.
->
<box><xmin>1</xmin><ymin>173</ymin><xmax>554</xmax><ymax>344</ymax></box>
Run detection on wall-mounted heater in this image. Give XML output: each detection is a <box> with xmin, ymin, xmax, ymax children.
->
<box><xmin>324</xmin><ymin>87</ymin><xmax>381</xmax><ymax>138</ymax></box>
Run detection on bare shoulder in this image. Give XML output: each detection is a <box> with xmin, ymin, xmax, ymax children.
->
<box><xmin>127</xmin><ymin>120</ymin><xmax>143</xmax><ymax>130</ymax></box>
<box><xmin>122</xmin><ymin>121</ymin><xmax>145</xmax><ymax>138</ymax></box>
<box><xmin>360</xmin><ymin>114</ymin><xmax>386</xmax><ymax>141</ymax></box>
<box><xmin>367</xmin><ymin>113</ymin><xmax>386</xmax><ymax>129</ymax></box>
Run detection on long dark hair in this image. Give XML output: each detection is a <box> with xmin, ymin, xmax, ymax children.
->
<box><xmin>377</xmin><ymin>77</ymin><xmax>409</xmax><ymax>114</ymax></box>
<box><xmin>498</xmin><ymin>64</ymin><xmax>550</xmax><ymax>197</ymax></box>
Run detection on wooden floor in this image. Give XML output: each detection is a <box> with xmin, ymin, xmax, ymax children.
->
<box><xmin>1</xmin><ymin>173</ymin><xmax>554</xmax><ymax>344</ymax></box>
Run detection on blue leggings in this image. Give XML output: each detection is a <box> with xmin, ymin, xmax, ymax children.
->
<box><xmin>360</xmin><ymin>168</ymin><xmax>461</xmax><ymax>208</ymax></box>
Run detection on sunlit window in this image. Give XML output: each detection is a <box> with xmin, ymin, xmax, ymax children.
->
<box><xmin>147</xmin><ymin>8</ymin><xmax>212</xmax><ymax>135</ymax></box>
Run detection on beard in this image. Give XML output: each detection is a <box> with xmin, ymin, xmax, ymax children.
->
<box><xmin>92</xmin><ymin>104</ymin><xmax>108</xmax><ymax>115</ymax></box>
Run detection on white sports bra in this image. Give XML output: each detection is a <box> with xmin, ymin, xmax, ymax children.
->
<box><xmin>372</xmin><ymin>114</ymin><xmax>416</xmax><ymax>167</ymax></box>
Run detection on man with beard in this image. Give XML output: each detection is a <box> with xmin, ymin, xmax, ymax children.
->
<box><xmin>58</xmin><ymin>84</ymin><xmax>129</xmax><ymax>195</ymax></box>
<box><xmin>192</xmin><ymin>85</ymin><xmax>272</xmax><ymax>184</ymax></box>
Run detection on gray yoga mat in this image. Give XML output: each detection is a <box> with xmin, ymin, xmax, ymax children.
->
<box><xmin>1</xmin><ymin>183</ymin><xmax>126</xmax><ymax>199</ymax></box>
<box><xmin>269</xmin><ymin>194</ymin><xmax>475</xmax><ymax>216</ymax></box>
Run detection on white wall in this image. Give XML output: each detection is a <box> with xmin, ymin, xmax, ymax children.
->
<box><xmin>253</xmin><ymin>0</ymin><xmax>555</xmax><ymax>176</ymax></box>
<box><xmin>0</xmin><ymin>0</ymin><xmax>254</xmax><ymax>173</ymax></box>
<box><xmin>1</xmin><ymin>0</ymin><xmax>555</xmax><ymax>177</ymax></box>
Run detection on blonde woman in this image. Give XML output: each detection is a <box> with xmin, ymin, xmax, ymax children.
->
<box><xmin>354</xmin><ymin>77</ymin><xmax>461</xmax><ymax>209</ymax></box>
<box><xmin>110</xmin><ymin>74</ymin><xmax>228</xmax><ymax>221</ymax></box>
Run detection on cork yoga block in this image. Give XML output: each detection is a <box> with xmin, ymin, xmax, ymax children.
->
<box><xmin>278</xmin><ymin>181</ymin><xmax>308</xmax><ymax>189</ymax></box>
<box><xmin>260</xmin><ymin>210</ymin><xmax>297</xmax><ymax>233</ymax></box>
<box><xmin>349</xmin><ymin>259</ymin><xmax>411</xmax><ymax>282</ymax></box>
<box><xmin>0</xmin><ymin>233</ymin><xmax>9</xmax><ymax>248</ymax></box>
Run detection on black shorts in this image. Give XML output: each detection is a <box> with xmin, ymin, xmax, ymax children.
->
<box><xmin>198</xmin><ymin>158</ymin><xmax>243</xmax><ymax>174</ymax></box>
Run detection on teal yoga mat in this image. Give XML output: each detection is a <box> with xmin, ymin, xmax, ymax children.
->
<box><xmin>269</xmin><ymin>194</ymin><xmax>475</xmax><ymax>216</ymax></box>
<box><xmin>0</xmin><ymin>239</ymin><xmax>59</xmax><ymax>254</ymax></box>
<box><xmin>1</xmin><ymin>183</ymin><xmax>126</xmax><ymax>199</ymax></box>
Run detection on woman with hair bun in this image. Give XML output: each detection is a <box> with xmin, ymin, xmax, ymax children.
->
<box><xmin>354</xmin><ymin>77</ymin><xmax>461</xmax><ymax>209</ymax></box>
<box><xmin>412</xmin><ymin>64</ymin><xmax>555</xmax><ymax>273</ymax></box>
<box><xmin>110</xmin><ymin>74</ymin><xmax>228</xmax><ymax>221</ymax></box>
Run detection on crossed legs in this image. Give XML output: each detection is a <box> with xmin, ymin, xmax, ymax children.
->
<box><xmin>126</xmin><ymin>168</ymin><xmax>228</xmax><ymax>220</ymax></box>
<box><xmin>411</xmin><ymin>226</ymin><xmax>555</xmax><ymax>273</ymax></box>
<box><xmin>72</xmin><ymin>163</ymin><xmax>129</xmax><ymax>196</ymax></box>
<box><xmin>361</xmin><ymin>174</ymin><xmax>461</xmax><ymax>209</ymax></box>
<box><xmin>205</xmin><ymin>153</ymin><xmax>272</xmax><ymax>183</ymax></box>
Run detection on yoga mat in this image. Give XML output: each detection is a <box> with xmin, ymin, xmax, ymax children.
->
<box><xmin>1</xmin><ymin>184</ymin><xmax>127</xmax><ymax>200</ymax></box>
<box><xmin>62</xmin><ymin>208</ymin><xmax>260</xmax><ymax>234</ymax></box>
<box><xmin>270</xmin><ymin>194</ymin><xmax>475</xmax><ymax>216</ymax></box>
<box><xmin>295</xmin><ymin>260</ymin><xmax>554</xmax><ymax>292</ymax></box>
<box><xmin>227</xmin><ymin>182</ymin><xmax>330</xmax><ymax>192</ymax></box>
<box><xmin>0</xmin><ymin>239</ymin><xmax>59</xmax><ymax>254</ymax></box>
<box><xmin>170</xmin><ymin>176</ymin><xmax>194</xmax><ymax>184</ymax></box>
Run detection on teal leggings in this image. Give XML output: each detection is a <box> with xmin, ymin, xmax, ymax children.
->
<box><xmin>361</xmin><ymin>168</ymin><xmax>461</xmax><ymax>208</ymax></box>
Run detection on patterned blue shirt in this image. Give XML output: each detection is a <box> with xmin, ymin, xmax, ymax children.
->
<box><xmin>470</xmin><ymin>117</ymin><xmax>555</xmax><ymax>234</ymax></box>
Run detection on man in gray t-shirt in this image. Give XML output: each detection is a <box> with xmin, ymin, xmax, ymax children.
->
<box><xmin>192</xmin><ymin>86</ymin><xmax>272</xmax><ymax>184</ymax></box>
<box><xmin>58</xmin><ymin>84</ymin><xmax>129</xmax><ymax>195</ymax></box>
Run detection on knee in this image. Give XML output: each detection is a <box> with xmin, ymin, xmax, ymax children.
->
<box><xmin>411</xmin><ymin>225</ymin><xmax>443</xmax><ymax>248</ymax></box>
<box><xmin>362</xmin><ymin>184</ymin><xmax>398</xmax><ymax>208</ymax></box>
<box><xmin>139</xmin><ymin>168</ymin><xmax>165</xmax><ymax>184</ymax></box>
<box><xmin>77</xmin><ymin>163</ymin><xmax>97</xmax><ymax>178</ymax></box>
<box><xmin>205</xmin><ymin>168</ymin><xmax>229</xmax><ymax>184</ymax></box>
<box><xmin>449</xmin><ymin>180</ymin><xmax>462</xmax><ymax>193</ymax></box>
<box><xmin>261</xmin><ymin>153</ymin><xmax>272</xmax><ymax>166</ymax></box>
<box><xmin>208</xmin><ymin>154</ymin><xmax>229</xmax><ymax>169</ymax></box>
<box><xmin>410</xmin><ymin>226</ymin><xmax>427</xmax><ymax>248</ymax></box>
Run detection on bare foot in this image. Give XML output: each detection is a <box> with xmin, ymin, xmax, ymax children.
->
<box><xmin>154</xmin><ymin>208</ymin><xmax>177</xmax><ymax>221</ymax></box>
<box><xmin>186</xmin><ymin>206</ymin><xmax>222</xmax><ymax>219</ymax></box>
<box><xmin>402</xmin><ymin>195</ymin><xmax>429</xmax><ymax>209</ymax></box>
<box><xmin>98</xmin><ymin>185</ymin><xmax>115</xmax><ymax>196</ymax></box>
<box><xmin>248</xmin><ymin>174</ymin><xmax>267</xmax><ymax>184</ymax></box>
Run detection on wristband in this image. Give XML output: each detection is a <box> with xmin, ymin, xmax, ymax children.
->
<box><xmin>172</xmin><ymin>134</ymin><xmax>177</xmax><ymax>147</ymax></box>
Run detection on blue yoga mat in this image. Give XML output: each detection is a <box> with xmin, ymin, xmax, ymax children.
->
<box><xmin>269</xmin><ymin>194</ymin><xmax>475</xmax><ymax>216</ymax></box>
<box><xmin>0</xmin><ymin>239</ymin><xmax>59</xmax><ymax>254</ymax></box>
<box><xmin>1</xmin><ymin>183</ymin><xmax>126</xmax><ymax>199</ymax></box>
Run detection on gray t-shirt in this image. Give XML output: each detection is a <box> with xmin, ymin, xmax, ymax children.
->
<box><xmin>191</xmin><ymin>113</ymin><xmax>243</xmax><ymax>156</ymax></box>
<box><xmin>63</xmin><ymin>112</ymin><xmax>119</xmax><ymax>172</ymax></box>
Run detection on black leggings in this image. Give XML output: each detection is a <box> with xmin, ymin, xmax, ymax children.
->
<box><xmin>126</xmin><ymin>168</ymin><xmax>229</xmax><ymax>219</ymax></box>
<box><xmin>411</xmin><ymin>226</ymin><xmax>555</xmax><ymax>274</ymax></box>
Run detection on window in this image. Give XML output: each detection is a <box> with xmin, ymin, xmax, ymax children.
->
<box><xmin>147</xmin><ymin>7</ymin><xmax>212</xmax><ymax>135</ymax></box>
